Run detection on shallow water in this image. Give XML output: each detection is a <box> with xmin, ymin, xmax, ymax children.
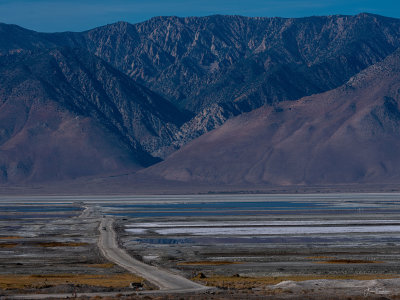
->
<box><xmin>0</xmin><ymin>205</ymin><xmax>81</xmax><ymax>212</ymax></box>
<box><xmin>105</xmin><ymin>203</ymin><xmax>398</xmax><ymax>217</ymax></box>
<box><xmin>115</xmin><ymin>195</ymin><xmax>400</xmax><ymax>248</ymax></box>
<box><xmin>0</xmin><ymin>204</ymin><xmax>82</xmax><ymax>219</ymax></box>
<box><xmin>131</xmin><ymin>235</ymin><xmax>400</xmax><ymax>245</ymax></box>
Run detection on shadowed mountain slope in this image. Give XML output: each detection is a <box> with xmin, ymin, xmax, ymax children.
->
<box><xmin>0</xmin><ymin>48</ymin><xmax>186</xmax><ymax>183</ymax></box>
<box><xmin>79</xmin><ymin>14</ymin><xmax>400</xmax><ymax>112</ymax></box>
<box><xmin>0</xmin><ymin>23</ymin><xmax>83</xmax><ymax>54</ymax></box>
<box><xmin>141</xmin><ymin>48</ymin><xmax>400</xmax><ymax>186</ymax></box>
<box><xmin>0</xmin><ymin>14</ymin><xmax>400</xmax><ymax>158</ymax></box>
<box><xmin>79</xmin><ymin>14</ymin><xmax>400</xmax><ymax>150</ymax></box>
<box><xmin>2</xmin><ymin>15</ymin><xmax>400</xmax><ymax>187</ymax></box>
<box><xmin>3</xmin><ymin>14</ymin><xmax>400</xmax><ymax>127</ymax></box>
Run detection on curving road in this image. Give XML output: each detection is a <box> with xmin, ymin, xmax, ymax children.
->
<box><xmin>98</xmin><ymin>217</ymin><xmax>209</xmax><ymax>293</ymax></box>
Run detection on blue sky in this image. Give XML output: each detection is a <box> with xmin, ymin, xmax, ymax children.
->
<box><xmin>0</xmin><ymin>0</ymin><xmax>399</xmax><ymax>32</ymax></box>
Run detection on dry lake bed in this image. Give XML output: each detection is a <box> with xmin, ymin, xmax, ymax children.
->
<box><xmin>1</xmin><ymin>193</ymin><xmax>400</xmax><ymax>299</ymax></box>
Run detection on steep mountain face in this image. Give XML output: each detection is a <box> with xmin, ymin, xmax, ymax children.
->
<box><xmin>2</xmin><ymin>14</ymin><xmax>400</xmax><ymax>187</ymax></box>
<box><xmin>80</xmin><ymin>14</ymin><xmax>400</xmax><ymax>112</ymax></box>
<box><xmin>142</xmin><ymin>48</ymin><xmax>400</xmax><ymax>186</ymax></box>
<box><xmin>2</xmin><ymin>14</ymin><xmax>400</xmax><ymax>156</ymax></box>
<box><xmin>3</xmin><ymin>14</ymin><xmax>400</xmax><ymax>112</ymax></box>
<box><xmin>78</xmin><ymin>14</ymin><xmax>400</xmax><ymax>150</ymax></box>
<box><xmin>0</xmin><ymin>48</ymin><xmax>186</xmax><ymax>183</ymax></box>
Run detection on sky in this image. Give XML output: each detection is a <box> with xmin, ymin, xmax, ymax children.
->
<box><xmin>0</xmin><ymin>0</ymin><xmax>399</xmax><ymax>32</ymax></box>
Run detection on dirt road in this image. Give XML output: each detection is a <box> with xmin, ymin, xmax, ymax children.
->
<box><xmin>98</xmin><ymin>217</ymin><xmax>209</xmax><ymax>292</ymax></box>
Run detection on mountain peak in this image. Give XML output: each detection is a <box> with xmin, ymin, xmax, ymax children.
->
<box><xmin>2</xmin><ymin>14</ymin><xmax>400</xmax><ymax>187</ymax></box>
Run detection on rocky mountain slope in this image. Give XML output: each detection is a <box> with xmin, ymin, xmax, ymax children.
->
<box><xmin>3</xmin><ymin>13</ymin><xmax>400</xmax><ymax>148</ymax></box>
<box><xmin>2</xmin><ymin>14</ymin><xmax>400</xmax><ymax>187</ymax></box>
<box><xmin>0</xmin><ymin>47</ymin><xmax>185</xmax><ymax>183</ymax></box>
<box><xmin>79</xmin><ymin>14</ymin><xmax>400</xmax><ymax>111</ymax></box>
<box><xmin>142</xmin><ymin>48</ymin><xmax>400</xmax><ymax>186</ymax></box>
<box><xmin>76</xmin><ymin>13</ymin><xmax>400</xmax><ymax>151</ymax></box>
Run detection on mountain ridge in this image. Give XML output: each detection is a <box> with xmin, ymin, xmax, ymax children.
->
<box><xmin>1</xmin><ymin>14</ymin><xmax>400</xmax><ymax>188</ymax></box>
<box><xmin>0</xmin><ymin>47</ymin><xmax>188</xmax><ymax>183</ymax></box>
<box><xmin>140</xmin><ymin>48</ymin><xmax>400</xmax><ymax>186</ymax></box>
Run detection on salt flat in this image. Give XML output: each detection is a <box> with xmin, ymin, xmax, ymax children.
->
<box><xmin>149</xmin><ymin>225</ymin><xmax>400</xmax><ymax>235</ymax></box>
<box><xmin>1</xmin><ymin>193</ymin><xmax>400</xmax><ymax>298</ymax></box>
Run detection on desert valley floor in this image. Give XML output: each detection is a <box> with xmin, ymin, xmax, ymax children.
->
<box><xmin>1</xmin><ymin>193</ymin><xmax>400</xmax><ymax>299</ymax></box>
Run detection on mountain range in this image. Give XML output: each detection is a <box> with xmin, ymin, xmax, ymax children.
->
<box><xmin>144</xmin><ymin>48</ymin><xmax>400</xmax><ymax>186</ymax></box>
<box><xmin>1</xmin><ymin>13</ymin><xmax>400</xmax><ymax>192</ymax></box>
